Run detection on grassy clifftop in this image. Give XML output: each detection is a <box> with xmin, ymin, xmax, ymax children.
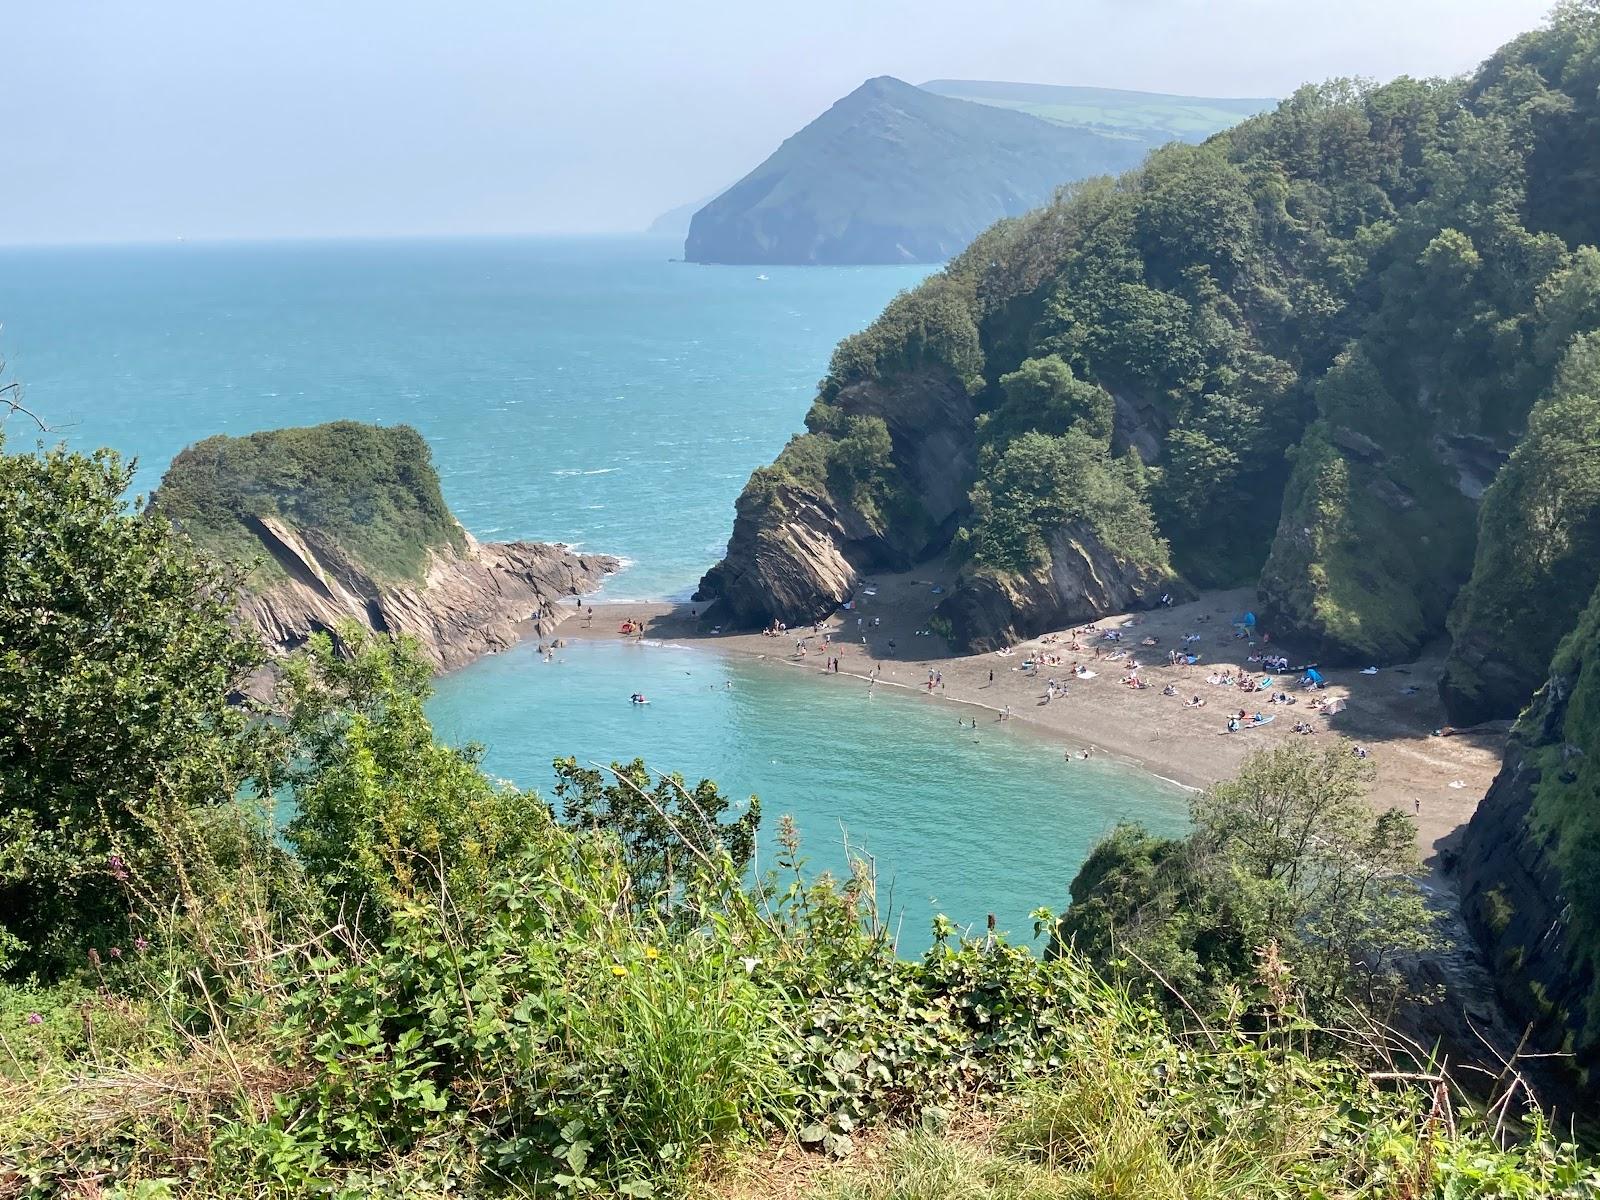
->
<box><xmin>151</xmin><ymin>420</ymin><xmax>467</xmax><ymax>587</ymax></box>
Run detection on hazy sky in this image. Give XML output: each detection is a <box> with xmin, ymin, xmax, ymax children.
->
<box><xmin>4</xmin><ymin>0</ymin><xmax>1556</xmax><ymax>245</ymax></box>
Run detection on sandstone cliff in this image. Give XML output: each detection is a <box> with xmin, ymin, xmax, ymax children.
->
<box><xmin>150</xmin><ymin>421</ymin><xmax>617</xmax><ymax>691</ymax></box>
<box><xmin>237</xmin><ymin>514</ymin><xmax>615</xmax><ymax>676</ymax></box>
<box><xmin>937</xmin><ymin>522</ymin><xmax>1188</xmax><ymax>652</ymax></box>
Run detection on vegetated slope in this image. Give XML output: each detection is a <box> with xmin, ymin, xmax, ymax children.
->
<box><xmin>683</xmin><ymin>76</ymin><xmax>1150</xmax><ymax>266</ymax></box>
<box><xmin>699</xmin><ymin>6</ymin><xmax>1600</xmax><ymax>669</ymax></box>
<box><xmin>153</xmin><ymin>421</ymin><xmax>467</xmax><ymax>587</ymax></box>
<box><xmin>1457</xmin><ymin>577</ymin><xmax>1600</xmax><ymax>1093</ymax></box>
<box><xmin>151</xmin><ymin>421</ymin><xmax>614</xmax><ymax>675</ymax></box>
<box><xmin>921</xmin><ymin>78</ymin><xmax>1274</xmax><ymax>143</ymax></box>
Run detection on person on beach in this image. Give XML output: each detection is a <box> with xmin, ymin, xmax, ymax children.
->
<box><xmin>988</xmin><ymin>668</ymin><xmax>994</xmax><ymax>684</ymax></box>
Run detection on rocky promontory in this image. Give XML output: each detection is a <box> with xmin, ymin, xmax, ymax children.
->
<box><xmin>151</xmin><ymin>421</ymin><xmax>615</xmax><ymax>685</ymax></box>
<box><xmin>233</xmin><ymin>516</ymin><xmax>613</xmax><ymax>672</ymax></box>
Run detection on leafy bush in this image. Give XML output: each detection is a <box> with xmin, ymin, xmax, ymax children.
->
<box><xmin>273</xmin><ymin>626</ymin><xmax>550</xmax><ymax>934</ymax></box>
<box><xmin>962</xmin><ymin>431</ymin><xmax>1170</xmax><ymax>576</ymax></box>
<box><xmin>825</xmin><ymin>275</ymin><xmax>983</xmax><ymax>396</ymax></box>
<box><xmin>1057</xmin><ymin>741</ymin><xmax>1436</xmax><ymax>1021</ymax></box>
<box><xmin>0</xmin><ymin>438</ymin><xmax>264</xmax><ymax>977</ymax></box>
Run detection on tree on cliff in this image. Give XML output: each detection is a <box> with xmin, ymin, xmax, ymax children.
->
<box><xmin>0</xmin><ymin>438</ymin><xmax>264</xmax><ymax>976</ymax></box>
<box><xmin>1055</xmin><ymin>742</ymin><xmax>1435</xmax><ymax>1020</ymax></box>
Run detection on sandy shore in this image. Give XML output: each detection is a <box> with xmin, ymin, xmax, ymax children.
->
<box><xmin>550</xmin><ymin>572</ymin><xmax>1507</xmax><ymax>858</ymax></box>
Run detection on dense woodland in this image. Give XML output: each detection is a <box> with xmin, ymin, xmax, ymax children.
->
<box><xmin>732</xmin><ymin>0</ymin><xmax>1600</xmax><ymax>696</ymax></box>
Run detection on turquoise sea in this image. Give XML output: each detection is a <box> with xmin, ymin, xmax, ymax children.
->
<box><xmin>0</xmin><ymin>234</ymin><xmax>1186</xmax><ymax>946</ymax></box>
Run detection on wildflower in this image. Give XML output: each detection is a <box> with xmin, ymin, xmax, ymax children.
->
<box><xmin>26</xmin><ymin>1012</ymin><xmax>43</xmax><ymax>1026</ymax></box>
<box><xmin>611</xmin><ymin>964</ymin><xmax>629</xmax><ymax>977</ymax></box>
<box><xmin>643</xmin><ymin>946</ymin><xmax>659</xmax><ymax>960</ymax></box>
<box><xmin>87</xmin><ymin>948</ymin><xmax>101</xmax><ymax>967</ymax></box>
<box><xmin>739</xmin><ymin>955</ymin><xmax>761</xmax><ymax>975</ymax></box>
<box><xmin>109</xmin><ymin>946</ymin><xmax>122</xmax><ymax>960</ymax></box>
<box><xmin>134</xmin><ymin>937</ymin><xmax>150</xmax><ymax>953</ymax></box>
<box><xmin>107</xmin><ymin>854</ymin><xmax>129</xmax><ymax>882</ymax></box>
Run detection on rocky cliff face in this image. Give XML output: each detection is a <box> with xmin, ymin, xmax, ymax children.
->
<box><xmin>694</xmin><ymin>483</ymin><xmax>866</xmax><ymax>628</ymax></box>
<box><xmin>236</xmin><ymin>514</ymin><xmax>615</xmax><ymax>691</ymax></box>
<box><xmin>697</xmin><ymin>365</ymin><xmax>979</xmax><ymax>627</ymax></box>
<box><xmin>937</xmin><ymin>522</ymin><xmax>1188</xmax><ymax>652</ymax></box>
<box><xmin>1455</xmin><ymin>585</ymin><xmax>1600</xmax><ymax>1097</ymax></box>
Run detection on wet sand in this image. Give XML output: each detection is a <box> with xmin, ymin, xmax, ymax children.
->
<box><xmin>549</xmin><ymin>572</ymin><xmax>1506</xmax><ymax>857</ymax></box>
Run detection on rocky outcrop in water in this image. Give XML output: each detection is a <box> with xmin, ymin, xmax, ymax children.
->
<box><xmin>150</xmin><ymin>421</ymin><xmax>617</xmax><ymax>694</ymax></box>
<box><xmin>237</xmin><ymin>514</ymin><xmax>615</xmax><ymax>675</ymax></box>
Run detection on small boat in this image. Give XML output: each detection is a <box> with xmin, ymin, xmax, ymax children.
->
<box><xmin>756</xmin><ymin>273</ymin><xmax>769</xmax><ymax>281</ymax></box>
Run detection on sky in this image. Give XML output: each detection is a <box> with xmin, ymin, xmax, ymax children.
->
<box><xmin>3</xmin><ymin>0</ymin><xmax>1557</xmax><ymax>245</ymax></box>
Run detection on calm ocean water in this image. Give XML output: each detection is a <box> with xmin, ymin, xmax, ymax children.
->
<box><xmin>0</xmin><ymin>234</ymin><xmax>1186</xmax><ymax>945</ymax></box>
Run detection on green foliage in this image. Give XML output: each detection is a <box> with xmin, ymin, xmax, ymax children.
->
<box><xmin>1444</xmin><ymin>330</ymin><xmax>1600</xmax><ymax>716</ymax></box>
<box><xmin>551</xmin><ymin>755</ymin><xmax>760</xmax><ymax>914</ymax></box>
<box><xmin>962</xmin><ymin>431</ymin><xmax>1170</xmax><ymax>576</ymax></box>
<box><xmin>982</xmin><ymin>355</ymin><xmax>1114</xmax><ymax>445</ymax></box>
<box><xmin>151</xmin><ymin>421</ymin><xmax>466</xmax><ymax>587</ymax></box>
<box><xmin>5</xmin><ymin>638</ymin><xmax>1595</xmax><ymax>1196</ymax></box>
<box><xmin>0</xmin><ymin>438</ymin><xmax>263</xmax><ymax>977</ymax></box>
<box><xmin>1258</xmin><ymin>348</ymin><xmax>1476</xmax><ymax>661</ymax></box>
<box><xmin>274</xmin><ymin>626</ymin><xmax>551</xmax><ymax>934</ymax></box>
<box><xmin>826</xmin><ymin>274</ymin><xmax>984</xmax><ymax>395</ymax></box>
<box><xmin>1057</xmin><ymin>742</ymin><xmax>1435</xmax><ymax>1020</ymax></box>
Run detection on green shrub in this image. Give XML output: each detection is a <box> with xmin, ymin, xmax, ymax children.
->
<box><xmin>0</xmin><ymin>438</ymin><xmax>264</xmax><ymax>978</ymax></box>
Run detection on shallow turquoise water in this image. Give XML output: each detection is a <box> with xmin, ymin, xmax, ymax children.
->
<box><xmin>0</xmin><ymin>235</ymin><xmax>1188</xmax><ymax>946</ymax></box>
<box><xmin>430</xmin><ymin>638</ymin><xmax>1187</xmax><ymax>949</ymax></box>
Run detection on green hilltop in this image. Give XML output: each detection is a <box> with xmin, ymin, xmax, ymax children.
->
<box><xmin>150</xmin><ymin>420</ymin><xmax>467</xmax><ymax>587</ymax></box>
<box><xmin>685</xmin><ymin>76</ymin><xmax>1155</xmax><ymax>265</ymax></box>
<box><xmin>920</xmin><ymin>78</ymin><xmax>1275</xmax><ymax>143</ymax></box>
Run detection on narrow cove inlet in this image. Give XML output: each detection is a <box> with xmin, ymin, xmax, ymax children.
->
<box><xmin>428</xmin><ymin>636</ymin><xmax>1189</xmax><ymax>951</ymax></box>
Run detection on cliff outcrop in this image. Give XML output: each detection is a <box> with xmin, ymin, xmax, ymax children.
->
<box><xmin>151</xmin><ymin>421</ymin><xmax>616</xmax><ymax>687</ymax></box>
<box><xmin>237</xmin><ymin>515</ymin><xmax>614</xmax><ymax>672</ymax></box>
<box><xmin>937</xmin><ymin>522</ymin><xmax>1188</xmax><ymax>652</ymax></box>
<box><xmin>1456</xmin><ymin>581</ymin><xmax>1600</xmax><ymax>1094</ymax></box>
